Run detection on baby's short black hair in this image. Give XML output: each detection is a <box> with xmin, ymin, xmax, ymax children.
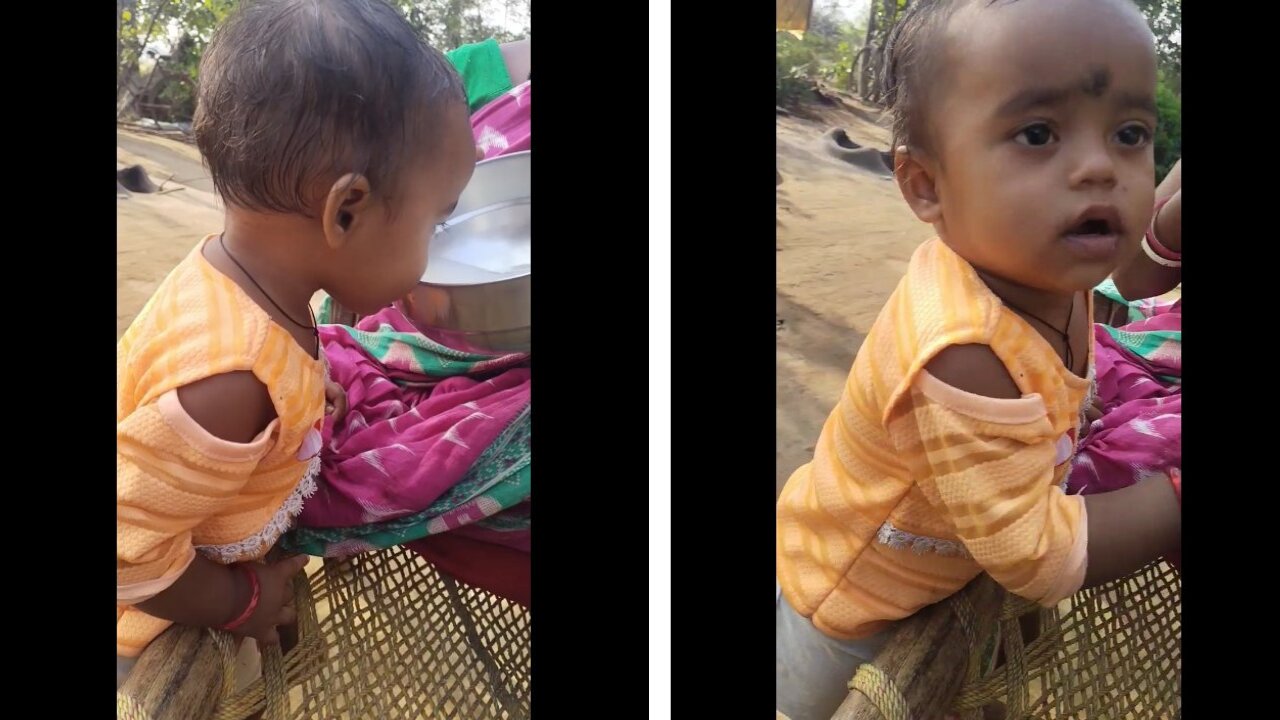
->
<box><xmin>881</xmin><ymin>0</ymin><xmax>981</xmax><ymax>153</ymax></box>
<box><xmin>193</xmin><ymin>0</ymin><xmax>465</xmax><ymax>215</ymax></box>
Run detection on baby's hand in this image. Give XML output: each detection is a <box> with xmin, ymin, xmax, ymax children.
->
<box><xmin>231</xmin><ymin>555</ymin><xmax>309</xmax><ymax>646</ymax></box>
<box><xmin>324</xmin><ymin>378</ymin><xmax>348</xmax><ymax>423</ymax></box>
<box><xmin>1084</xmin><ymin>397</ymin><xmax>1104</xmax><ymax>426</ymax></box>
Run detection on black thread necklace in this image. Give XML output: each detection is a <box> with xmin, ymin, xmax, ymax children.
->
<box><xmin>1004</xmin><ymin>293</ymin><xmax>1076</xmax><ymax>372</ymax></box>
<box><xmin>218</xmin><ymin>233</ymin><xmax>318</xmax><ymax>342</ymax></box>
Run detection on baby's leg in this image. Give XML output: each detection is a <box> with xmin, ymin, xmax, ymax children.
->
<box><xmin>776</xmin><ymin>585</ymin><xmax>887</xmax><ymax>720</ymax></box>
<box><xmin>117</xmin><ymin>656</ymin><xmax>138</xmax><ymax>689</ymax></box>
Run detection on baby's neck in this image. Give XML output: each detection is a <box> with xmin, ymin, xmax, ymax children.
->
<box><xmin>973</xmin><ymin>267</ymin><xmax>1076</xmax><ymax>327</ymax></box>
<box><xmin>213</xmin><ymin>211</ymin><xmax>324</xmax><ymax>340</ymax></box>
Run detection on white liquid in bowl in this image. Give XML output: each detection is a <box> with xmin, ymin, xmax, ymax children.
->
<box><xmin>426</xmin><ymin>254</ymin><xmax>530</xmax><ymax>285</ymax></box>
<box><xmin>421</xmin><ymin>202</ymin><xmax>530</xmax><ymax>286</ymax></box>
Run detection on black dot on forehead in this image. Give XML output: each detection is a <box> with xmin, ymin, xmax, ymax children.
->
<box><xmin>1081</xmin><ymin>67</ymin><xmax>1111</xmax><ymax>97</ymax></box>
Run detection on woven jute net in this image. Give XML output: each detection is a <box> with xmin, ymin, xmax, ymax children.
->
<box><xmin>119</xmin><ymin>545</ymin><xmax>531</xmax><ymax>720</ymax></box>
<box><xmin>844</xmin><ymin>560</ymin><xmax>1180</xmax><ymax>720</ymax></box>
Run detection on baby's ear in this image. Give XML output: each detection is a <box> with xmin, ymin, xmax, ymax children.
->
<box><xmin>894</xmin><ymin>145</ymin><xmax>942</xmax><ymax>224</ymax></box>
<box><xmin>321</xmin><ymin>174</ymin><xmax>374</xmax><ymax>250</ymax></box>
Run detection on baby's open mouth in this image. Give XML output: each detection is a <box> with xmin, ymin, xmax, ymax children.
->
<box><xmin>1064</xmin><ymin>205</ymin><xmax>1123</xmax><ymax>239</ymax></box>
<box><xmin>1069</xmin><ymin>218</ymin><xmax>1112</xmax><ymax>235</ymax></box>
<box><xmin>1061</xmin><ymin>207</ymin><xmax>1123</xmax><ymax>261</ymax></box>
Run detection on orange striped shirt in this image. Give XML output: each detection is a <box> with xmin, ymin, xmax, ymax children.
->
<box><xmin>116</xmin><ymin>237</ymin><xmax>326</xmax><ymax>656</ymax></box>
<box><xmin>776</xmin><ymin>239</ymin><xmax>1092</xmax><ymax>640</ymax></box>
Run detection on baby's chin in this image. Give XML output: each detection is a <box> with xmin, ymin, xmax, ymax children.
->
<box><xmin>1035</xmin><ymin>264</ymin><xmax>1120</xmax><ymax>295</ymax></box>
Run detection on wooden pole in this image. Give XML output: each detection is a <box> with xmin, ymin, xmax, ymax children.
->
<box><xmin>119</xmin><ymin>625</ymin><xmax>224</xmax><ymax>720</ymax></box>
<box><xmin>832</xmin><ymin>575</ymin><xmax>1006</xmax><ymax>720</ymax></box>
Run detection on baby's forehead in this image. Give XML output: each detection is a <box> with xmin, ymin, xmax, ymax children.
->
<box><xmin>940</xmin><ymin>0</ymin><xmax>1157</xmax><ymax>103</ymax></box>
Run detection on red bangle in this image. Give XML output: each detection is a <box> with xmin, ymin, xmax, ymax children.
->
<box><xmin>219</xmin><ymin>564</ymin><xmax>261</xmax><ymax>631</ymax></box>
<box><xmin>1145</xmin><ymin>196</ymin><xmax>1181</xmax><ymax>262</ymax></box>
<box><xmin>1167</xmin><ymin>468</ymin><xmax>1181</xmax><ymax>506</ymax></box>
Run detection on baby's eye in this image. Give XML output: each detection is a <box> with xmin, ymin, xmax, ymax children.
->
<box><xmin>1014</xmin><ymin>123</ymin><xmax>1057</xmax><ymax>147</ymax></box>
<box><xmin>1115</xmin><ymin>123</ymin><xmax>1152</xmax><ymax>147</ymax></box>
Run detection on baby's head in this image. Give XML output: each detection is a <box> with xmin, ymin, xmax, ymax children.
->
<box><xmin>885</xmin><ymin>0</ymin><xmax>1158</xmax><ymax>294</ymax></box>
<box><xmin>194</xmin><ymin>0</ymin><xmax>475</xmax><ymax>314</ymax></box>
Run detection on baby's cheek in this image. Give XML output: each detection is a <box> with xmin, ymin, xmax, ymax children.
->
<box><xmin>413</xmin><ymin>235</ymin><xmax>431</xmax><ymax>274</ymax></box>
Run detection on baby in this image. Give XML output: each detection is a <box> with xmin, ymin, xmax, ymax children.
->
<box><xmin>775</xmin><ymin>1</ymin><xmax>1181</xmax><ymax>718</ymax></box>
<box><xmin>117</xmin><ymin>0</ymin><xmax>476</xmax><ymax>686</ymax></box>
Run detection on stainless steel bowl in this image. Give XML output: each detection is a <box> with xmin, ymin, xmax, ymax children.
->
<box><xmin>398</xmin><ymin>151</ymin><xmax>530</xmax><ymax>355</ymax></box>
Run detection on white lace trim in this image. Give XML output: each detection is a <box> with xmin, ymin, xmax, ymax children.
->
<box><xmin>1064</xmin><ymin>364</ymin><xmax>1097</xmax><ymax>495</ymax></box>
<box><xmin>1078</xmin><ymin>364</ymin><xmax>1096</xmax><ymax>435</ymax></box>
<box><xmin>196</xmin><ymin>456</ymin><xmax>321</xmax><ymax>563</ymax></box>
<box><xmin>1085</xmin><ymin>363</ymin><xmax>1096</xmax><ymax>408</ymax></box>
<box><xmin>876</xmin><ymin>521</ymin><xmax>971</xmax><ymax>559</ymax></box>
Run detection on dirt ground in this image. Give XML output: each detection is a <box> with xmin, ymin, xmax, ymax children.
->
<box><xmin>775</xmin><ymin>96</ymin><xmax>931</xmax><ymax>496</ymax></box>
<box><xmin>117</xmin><ymin>129</ymin><xmax>224</xmax><ymax>338</ymax></box>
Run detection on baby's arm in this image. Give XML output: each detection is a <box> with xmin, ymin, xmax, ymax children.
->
<box><xmin>119</xmin><ymin>372</ymin><xmax>306</xmax><ymax>644</ymax></box>
<box><xmin>900</xmin><ymin>346</ymin><xmax>1179</xmax><ymax>604</ymax></box>
<box><xmin>1074</xmin><ymin>469</ymin><xmax>1179</xmax><ymax>586</ymax></box>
